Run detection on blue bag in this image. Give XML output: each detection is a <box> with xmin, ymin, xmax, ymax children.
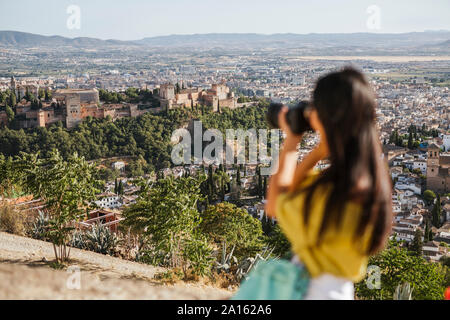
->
<box><xmin>231</xmin><ymin>259</ymin><xmax>310</xmax><ymax>300</ymax></box>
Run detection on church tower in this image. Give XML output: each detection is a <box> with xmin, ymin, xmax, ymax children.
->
<box><xmin>10</xmin><ymin>76</ymin><xmax>16</xmax><ymax>96</ymax></box>
<box><xmin>427</xmin><ymin>143</ymin><xmax>440</xmax><ymax>178</ymax></box>
<box><xmin>426</xmin><ymin>143</ymin><xmax>441</xmax><ymax>191</ymax></box>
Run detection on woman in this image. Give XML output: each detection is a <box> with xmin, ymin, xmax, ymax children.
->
<box><xmin>263</xmin><ymin>67</ymin><xmax>392</xmax><ymax>300</ymax></box>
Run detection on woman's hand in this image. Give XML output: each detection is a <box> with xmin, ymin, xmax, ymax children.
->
<box><xmin>278</xmin><ymin>106</ymin><xmax>303</xmax><ymax>145</ymax></box>
<box><xmin>314</xmin><ymin>136</ymin><xmax>330</xmax><ymax>160</ymax></box>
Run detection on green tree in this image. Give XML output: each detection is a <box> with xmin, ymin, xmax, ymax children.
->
<box><xmin>410</xmin><ymin>229</ymin><xmax>423</xmax><ymax>256</ymax></box>
<box><xmin>356</xmin><ymin>241</ymin><xmax>447</xmax><ymax>300</ymax></box>
<box><xmin>432</xmin><ymin>195</ymin><xmax>442</xmax><ymax>228</ymax></box>
<box><xmin>213</xmin><ymin>170</ymin><xmax>229</xmax><ymax>201</ymax></box>
<box><xmin>423</xmin><ymin>190</ymin><xmax>436</xmax><ymax>206</ymax></box>
<box><xmin>117</xmin><ymin>180</ymin><xmax>124</xmax><ymax>195</ymax></box>
<box><xmin>122</xmin><ymin>176</ymin><xmax>213</xmax><ymax>276</ymax></box>
<box><xmin>44</xmin><ymin>89</ymin><xmax>52</xmax><ymax>101</ymax></box>
<box><xmin>263</xmin><ymin>176</ymin><xmax>267</xmax><ymax>198</ymax></box>
<box><xmin>5</xmin><ymin>105</ymin><xmax>14</xmax><ymax>124</ymax></box>
<box><xmin>9</xmin><ymin>91</ymin><xmax>16</xmax><ymax>107</ymax></box>
<box><xmin>0</xmin><ymin>155</ymin><xmax>17</xmax><ymax>197</ymax></box>
<box><xmin>236</xmin><ymin>166</ymin><xmax>241</xmax><ymax>187</ymax></box>
<box><xmin>199</xmin><ymin>202</ymin><xmax>265</xmax><ymax>259</ymax></box>
<box><xmin>256</xmin><ymin>166</ymin><xmax>263</xmax><ymax>198</ymax></box>
<box><xmin>408</xmin><ymin>133</ymin><xmax>413</xmax><ymax>149</ymax></box>
<box><xmin>266</xmin><ymin>223</ymin><xmax>291</xmax><ymax>258</ymax></box>
<box><xmin>16</xmin><ymin>150</ymin><xmax>100</xmax><ymax>263</ymax></box>
<box><xmin>424</xmin><ymin>220</ymin><xmax>431</xmax><ymax>242</ymax></box>
<box><xmin>38</xmin><ymin>88</ymin><xmax>45</xmax><ymax>100</ymax></box>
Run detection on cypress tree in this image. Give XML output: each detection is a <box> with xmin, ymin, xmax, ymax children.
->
<box><xmin>424</xmin><ymin>220</ymin><xmax>430</xmax><ymax>242</ymax></box>
<box><xmin>432</xmin><ymin>195</ymin><xmax>441</xmax><ymax>227</ymax></box>
<box><xmin>408</xmin><ymin>133</ymin><xmax>413</xmax><ymax>149</ymax></box>
<box><xmin>263</xmin><ymin>176</ymin><xmax>267</xmax><ymax>199</ymax></box>
<box><xmin>118</xmin><ymin>180</ymin><xmax>124</xmax><ymax>195</ymax></box>
<box><xmin>257</xmin><ymin>166</ymin><xmax>262</xmax><ymax>198</ymax></box>
<box><xmin>236</xmin><ymin>166</ymin><xmax>241</xmax><ymax>187</ymax></box>
<box><xmin>410</xmin><ymin>229</ymin><xmax>423</xmax><ymax>256</ymax></box>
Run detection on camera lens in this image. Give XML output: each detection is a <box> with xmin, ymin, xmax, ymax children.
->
<box><xmin>267</xmin><ymin>101</ymin><xmax>312</xmax><ymax>134</ymax></box>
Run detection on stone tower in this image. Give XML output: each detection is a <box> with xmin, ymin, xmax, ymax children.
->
<box><xmin>160</xmin><ymin>84</ymin><xmax>175</xmax><ymax>100</ymax></box>
<box><xmin>65</xmin><ymin>93</ymin><xmax>82</xmax><ymax>129</ymax></box>
<box><xmin>10</xmin><ymin>76</ymin><xmax>17</xmax><ymax>97</ymax></box>
<box><xmin>426</xmin><ymin>143</ymin><xmax>440</xmax><ymax>191</ymax></box>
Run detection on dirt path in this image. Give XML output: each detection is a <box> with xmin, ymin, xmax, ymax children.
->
<box><xmin>0</xmin><ymin>232</ymin><xmax>233</xmax><ymax>300</ymax></box>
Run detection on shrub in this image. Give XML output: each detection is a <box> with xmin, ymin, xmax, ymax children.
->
<box><xmin>0</xmin><ymin>202</ymin><xmax>26</xmax><ymax>236</ymax></box>
<box><xmin>199</xmin><ymin>202</ymin><xmax>265</xmax><ymax>260</ymax></box>
<box><xmin>31</xmin><ymin>210</ymin><xmax>50</xmax><ymax>240</ymax></box>
<box><xmin>356</xmin><ymin>241</ymin><xmax>447</xmax><ymax>300</ymax></box>
<box><xmin>70</xmin><ymin>230</ymin><xmax>87</xmax><ymax>250</ymax></box>
<box><xmin>83</xmin><ymin>224</ymin><xmax>118</xmax><ymax>255</ymax></box>
<box><xmin>70</xmin><ymin>224</ymin><xmax>118</xmax><ymax>256</ymax></box>
<box><xmin>182</xmin><ymin>233</ymin><xmax>214</xmax><ymax>277</ymax></box>
<box><xmin>123</xmin><ymin>176</ymin><xmax>212</xmax><ymax>277</ymax></box>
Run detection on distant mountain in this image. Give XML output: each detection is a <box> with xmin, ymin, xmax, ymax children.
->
<box><xmin>138</xmin><ymin>31</ymin><xmax>450</xmax><ymax>49</ymax></box>
<box><xmin>438</xmin><ymin>39</ymin><xmax>450</xmax><ymax>47</ymax></box>
<box><xmin>0</xmin><ymin>31</ymin><xmax>139</xmax><ymax>48</ymax></box>
<box><xmin>1</xmin><ymin>30</ymin><xmax>449</xmax><ymax>53</ymax></box>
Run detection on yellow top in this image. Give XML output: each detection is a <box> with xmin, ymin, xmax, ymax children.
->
<box><xmin>276</xmin><ymin>169</ymin><xmax>372</xmax><ymax>282</ymax></box>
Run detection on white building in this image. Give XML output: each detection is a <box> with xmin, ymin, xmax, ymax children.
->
<box><xmin>412</xmin><ymin>159</ymin><xmax>427</xmax><ymax>175</ymax></box>
<box><xmin>422</xmin><ymin>241</ymin><xmax>444</xmax><ymax>262</ymax></box>
<box><xmin>394</xmin><ymin>181</ymin><xmax>421</xmax><ymax>195</ymax></box>
<box><xmin>111</xmin><ymin>161</ymin><xmax>126</xmax><ymax>172</ymax></box>
<box><xmin>443</xmin><ymin>133</ymin><xmax>450</xmax><ymax>152</ymax></box>
<box><xmin>95</xmin><ymin>192</ymin><xmax>122</xmax><ymax>209</ymax></box>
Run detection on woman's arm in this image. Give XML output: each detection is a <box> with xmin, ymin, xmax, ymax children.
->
<box><xmin>287</xmin><ymin>140</ymin><xmax>328</xmax><ymax>193</ymax></box>
<box><xmin>265</xmin><ymin>107</ymin><xmax>329</xmax><ymax>218</ymax></box>
<box><xmin>265</xmin><ymin>134</ymin><xmax>302</xmax><ymax>218</ymax></box>
<box><xmin>265</xmin><ymin>107</ymin><xmax>302</xmax><ymax>218</ymax></box>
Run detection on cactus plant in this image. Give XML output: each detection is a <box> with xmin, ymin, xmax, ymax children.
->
<box><xmin>215</xmin><ymin>241</ymin><xmax>237</xmax><ymax>273</ymax></box>
<box><xmin>31</xmin><ymin>210</ymin><xmax>50</xmax><ymax>240</ymax></box>
<box><xmin>70</xmin><ymin>230</ymin><xmax>87</xmax><ymax>250</ymax></box>
<box><xmin>393</xmin><ymin>282</ymin><xmax>413</xmax><ymax>300</ymax></box>
<box><xmin>235</xmin><ymin>246</ymin><xmax>275</xmax><ymax>281</ymax></box>
<box><xmin>69</xmin><ymin>224</ymin><xmax>118</xmax><ymax>255</ymax></box>
<box><xmin>84</xmin><ymin>224</ymin><xmax>118</xmax><ymax>255</ymax></box>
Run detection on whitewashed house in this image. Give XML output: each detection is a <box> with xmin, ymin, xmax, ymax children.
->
<box><xmin>412</xmin><ymin>159</ymin><xmax>427</xmax><ymax>174</ymax></box>
<box><xmin>95</xmin><ymin>192</ymin><xmax>122</xmax><ymax>209</ymax></box>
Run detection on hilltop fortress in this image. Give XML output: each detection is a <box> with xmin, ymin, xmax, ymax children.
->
<box><xmin>159</xmin><ymin>83</ymin><xmax>237</xmax><ymax>111</ymax></box>
<box><xmin>2</xmin><ymin>78</ymin><xmax>237</xmax><ymax>129</ymax></box>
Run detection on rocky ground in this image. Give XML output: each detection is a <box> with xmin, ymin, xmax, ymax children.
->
<box><xmin>0</xmin><ymin>232</ymin><xmax>233</xmax><ymax>300</ymax></box>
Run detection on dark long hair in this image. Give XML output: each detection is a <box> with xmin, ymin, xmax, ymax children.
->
<box><xmin>301</xmin><ymin>67</ymin><xmax>392</xmax><ymax>255</ymax></box>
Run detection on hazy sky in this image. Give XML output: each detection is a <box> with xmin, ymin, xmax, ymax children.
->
<box><xmin>1</xmin><ymin>0</ymin><xmax>449</xmax><ymax>40</ymax></box>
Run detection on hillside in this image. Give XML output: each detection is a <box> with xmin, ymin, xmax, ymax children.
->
<box><xmin>0</xmin><ymin>30</ymin><xmax>140</xmax><ymax>48</ymax></box>
<box><xmin>0</xmin><ymin>232</ymin><xmax>232</xmax><ymax>300</ymax></box>
<box><xmin>138</xmin><ymin>31</ymin><xmax>450</xmax><ymax>49</ymax></box>
<box><xmin>1</xmin><ymin>30</ymin><xmax>449</xmax><ymax>54</ymax></box>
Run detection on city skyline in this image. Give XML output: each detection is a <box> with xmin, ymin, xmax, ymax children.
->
<box><xmin>1</xmin><ymin>0</ymin><xmax>450</xmax><ymax>40</ymax></box>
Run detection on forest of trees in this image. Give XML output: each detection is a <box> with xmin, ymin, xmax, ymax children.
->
<box><xmin>0</xmin><ymin>103</ymin><xmax>269</xmax><ymax>172</ymax></box>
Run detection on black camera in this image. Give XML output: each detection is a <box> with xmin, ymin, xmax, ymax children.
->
<box><xmin>266</xmin><ymin>101</ymin><xmax>312</xmax><ymax>135</ymax></box>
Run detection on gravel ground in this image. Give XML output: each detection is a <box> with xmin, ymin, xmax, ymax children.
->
<box><xmin>0</xmin><ymin>232</ymin><xmax>233</xmax><ymax>300</ymax></box>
